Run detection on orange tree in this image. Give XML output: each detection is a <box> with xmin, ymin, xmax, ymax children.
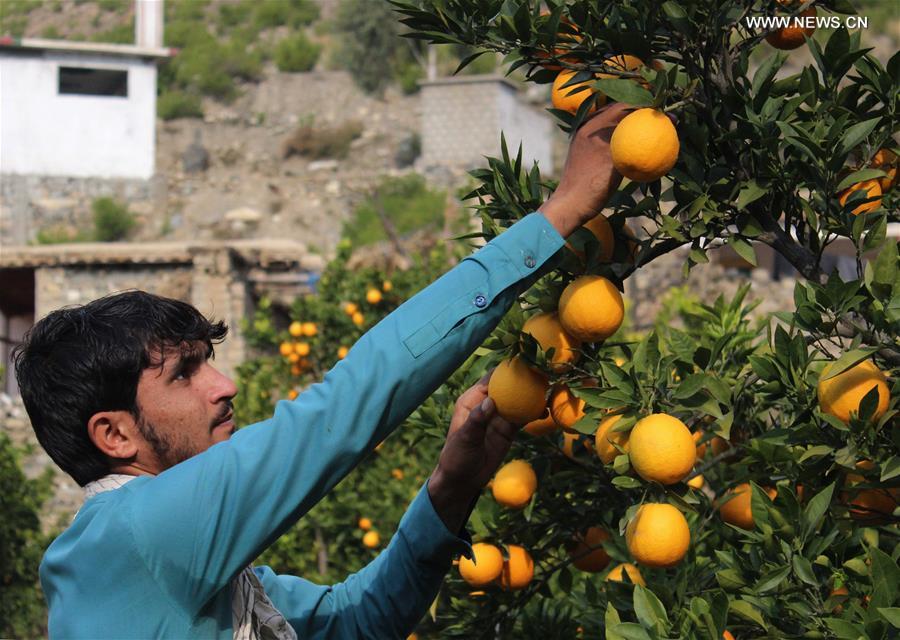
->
<box><xmin>387</xmin><ymin>0</ymin><xmax>899</xmax><ymax>638</ymax></box>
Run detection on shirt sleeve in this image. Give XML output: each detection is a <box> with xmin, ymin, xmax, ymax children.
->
<box><xmin>255</xmin><ymin>480</ymin><xmax>471</xmax><ymax>639</ymax></box>
<box><xmin>126</xmin><ymin>213</ymin><xmax>564</xmax><ymax>614</ymax></box>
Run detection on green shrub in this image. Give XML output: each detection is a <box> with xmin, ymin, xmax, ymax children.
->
<box><xmin>157</xmin><ymin>90</ymin><xmax>203</xmax><ymax>120</ymax></box>
<box><xmin>342</xmin><ymin>174</ymin><xmax>447</xmax><ymax>247</ymax></box>
<box><xmin>254</xmin><ymin>0</ymin><xmax>318</xmax><ymax>30</ymax></box>
<box><xmin>35</xmin><ymin>224</ymin><xmax>90</xmax><ymax>245</ymax></box>
<box><xmin>90</xmin><ymin>21</ymin><xmax>135</xmax><ymax>45</ymax></box>
<box><xmin>275</xmin><ymin>32</ymin><xmax>321</xmax><ymax>72</ymax></box>
<box><xmin>92</xmin><ymin>197</ymin><xmax>135</xmax><ymax>242</ymax></box>
<box><xmin>281</xmin><ymin>120</ymin><xmax>363</xmax><ymax>161</ymax></box>
<box><xmin>217</xmin><ymin>0</ymin><xmax>254</xmax><ymax>29</ymax></box>
<box><xmin>0</xmin><ymin>433</ymin><xmax>53</xmax><ymax>639</ymax></box>
<box><xmin>41</xmin><ymin>25</ymin><xmax>60</xmax><ymax>39</ymax></box>
<box><xmin>396</xmin><ymin>62</ymin><xmax>423</xmax><ymax>95</ymax></box>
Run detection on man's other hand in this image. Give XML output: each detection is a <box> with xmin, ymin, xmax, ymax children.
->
<box><xmin>427</xmin><ymin>372</ymin><xmax>517</xmax><ymax>534</ymax></box>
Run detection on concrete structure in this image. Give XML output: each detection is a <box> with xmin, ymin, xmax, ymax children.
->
<box><xmin>419</xmin><ymin>75</ymin><xmax>554</xmax><ymax>173</ymax></box>
<box><xmin>0</xmin><ymin>240</ymin><xmax>324</xmax><ymax>395</ymax></box>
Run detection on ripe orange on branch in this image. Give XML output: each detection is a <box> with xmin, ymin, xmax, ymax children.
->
<box><xmin>568</xmin><ymin>214</ymin><xmax>615</xmax><ymax>263</ymax></box>
<box><xmin>551</xmin><ymin>70</ymin><xmax>599</xmax><ymax>115</ymax></box>
<box><xmin>488</xmin><ymin>356</ymin><xmax>550</xmax><ymax>423</ymax></box>
<box><xmin>626</xmin><ymin>503</ymin><xmax>690</xmax><ymax>568</ymax></box>
<box><xmin>595</xmin><ymin>414</ymin><xmax>630</xmax><ymax>464</ymax></box>
<box><xmin>628</xmin><ymin>413</ymin><xmax>696</xmax><ymax>485</ymax></box>
<box><xmin>718</xmin><ymin>483</ymin><xmax>777</xmax><ymax>530</ymax></box>
<box><xmin>817</xmin><ymin>360</ymin><xmax>889</xmax><ymax>424</ymax></box>
<box><xmin>838</xmin><ymin>179</ymin><xmax>882</xmax><ymax>216</ymax></box>
<box><xmin>567</xmin><ymin>526</ymin><xmax>611</xmax><ymax>572</ymax></box>
<box><xmin>522</xmin><ymin>312</ymin><xmax>581</xmax><ymax>372</ymax></box>
<box><xmin>499</xmin><ymin>545</ymin><xmax>534</xmax><ymax>590</ymax></box>
<box><xmin>491</xmin><ymin>459</ymin><xmax>537</xmax><ymax>509</ymax></box>
<box><xmin>870</xmin><ymin>148</ymin><xmax>898</xmax><ymax>191</ymax></box>
<box><xmin>765</xmin><ymin>6</ymin><xmax>817</xmax><ymax>50</ymax></box>
<box><xmin>610</xmin><ymin>108</ymin><xmax>680</xmax><ymax>182</ymax></box>
<box><xmin>523</xmin><ymin>411</ymin><xmax>558</xmax><ymax>436</ymax></box>
<box><xmin>459</xmin><ymin>543</ymin><xmax>504</xmax><ymax>587</ymax></box>
<box><xmin>605</xmin><ymin>562</ymin><xmax>645</xmax><ymax>586</ymax></box>
<box><xmin>558</xmin><ymin>275</ymin><xmax>624</xmax><ymax>342</ymax></box>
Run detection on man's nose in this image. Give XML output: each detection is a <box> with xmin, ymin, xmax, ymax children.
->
<box><xmin>207</xmin><ymin>364</ymin><xmax>238</xmax><ymax>402</ymax></box>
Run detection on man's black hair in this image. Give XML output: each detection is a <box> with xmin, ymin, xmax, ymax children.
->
<box><xmin>12</xmin><ymin>290</ymin><xmax>228</xmax><ymax>486</ymax></box>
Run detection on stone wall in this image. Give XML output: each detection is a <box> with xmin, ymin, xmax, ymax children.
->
<box><xmin>0</xmin><ymin>174</ymin><xmax>164</xmax><ymax>247</ymax></box>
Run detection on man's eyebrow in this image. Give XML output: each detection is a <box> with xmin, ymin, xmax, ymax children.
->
<box><xmin>166</xmin><ymin>347</ymin><xmax>207</xmax><ymax>379</ymax></box>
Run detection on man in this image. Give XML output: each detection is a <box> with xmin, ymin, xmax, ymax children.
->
<box><xmin>13</xmin><ymin>103</ymin><xmax>629</xmax><ymax>639</ymax></box>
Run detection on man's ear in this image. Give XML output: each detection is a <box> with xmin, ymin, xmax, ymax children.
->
<box><xmin>87</xmin><ymin>411</ymin><xmax>140</xmax><ymax>460</ymax></box>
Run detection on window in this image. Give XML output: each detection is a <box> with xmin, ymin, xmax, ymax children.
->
<box><xmin>58</xmin><ymin>67</ymin><xmax>128</xmax><ymax>97</ymax></box>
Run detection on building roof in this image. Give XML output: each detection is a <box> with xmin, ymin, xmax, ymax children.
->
<box><xmin>0</xmin><ymin>36</ymin><xmax>172</xmax><ymax>60</ymax></box>
<box><xmin>0</xmin><ymin>240</ymin><xmax>325</xmax><ymax>271</ymax></box>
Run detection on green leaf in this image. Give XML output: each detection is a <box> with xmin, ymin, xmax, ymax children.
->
<box><xmin>823</xmin><ymin>618</ymin><xmax>866</xmax><ymax>639</ymax></box>
<box><xmin>673</xmin><ymin>373</ymin><xmax>711</xmax><ymax>399</ymax></box>
<box><xmin>729</xmin><ymin>600</ymin><xmax>767</xmax><ymax>629</ymax></box>
<box><xmin>607</xmin><ymin>623</ymin><xmax>652</xmax><ymax>640</ymax></box>
<box><xmin>798</xmin><ymin>445</ymin><xmax>833</xmax><ymax>463</ymax></box>
<box><xmin>792</xmin><ymin>555</ymin><xmax>818</xmax><ymax>586</ymax></box>
<box><xmin>836</xmin><ymin>168</ymin><xmax>888</xmax><ymax>191</ymax></box>
<box><xmin>736</xmin><ymin>181</ymin><xmax>767</xmax><ymax>209</ymax></box>
<box><xmin>869</xmin><ymin>547</ymin><xmax>900</xmax><ymax>608</ymax></box>
<box><xmin>730</xmin><ymin>238</ymin><xmax>758</xmax><ymax>266</ymax></box>
<box><xmin>881</xmin><ymin>456</ymin><xmax>900</xmax><ymax>482</ymax></box>
<box><xmin>633</xmin><ymin>585</ymin><xmax>669</xmax><ymax>633</ymax></box>
<box><xmin>612</xmin><ymin>476</ymin><xmax>643</xmax><ymax>489</ymax></box>
<box><xmin>595</xmin><ymin>78</ymin><xmax>654</xmax><ymax>107</ymax></box>
<box><xmin>879</xmin><ymin>608</ymin><xmax>900</xmax><ymax>627</ymax></box>
<box><xmin>716</xmin><ymin>568</ymin><xmax>746</xmax><ymax>590</ymax></box>
<box><xmin>755</xmin><ymin>565</ymin><xmax>791</xmax><ymax>594</ymax></box>
<box><xmin>838</xmin><ymin>116</ymin><xmax>881</xmax><ymax>157</ymax></box>
<box><xmin>802</xmin><ymin>482</ymin><xmax>835</xmax><ymax>540</ymax></box>
<box><xmin>821</xmin><ymin>348</ymin><xmax>879</xmax><ymax>380</ymax></box>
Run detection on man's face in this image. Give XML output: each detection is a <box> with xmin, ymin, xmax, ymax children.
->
<box><xmin>132</xmin><ymin>341</ymin><xmax>238</xmax><ymax>473</ymax></box>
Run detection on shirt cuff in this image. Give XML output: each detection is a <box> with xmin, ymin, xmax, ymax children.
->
<box><xmin>397</xmin><ymin>480</ymin><xmax>473</xmax><ymax>564</ymax></box>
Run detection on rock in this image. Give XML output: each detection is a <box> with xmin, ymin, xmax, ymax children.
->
<box><xmin>183</xmin><ymin>130</ymin><xmax>210</xmax><ymax>174</ymax></box>
<box><xmin>307</xmin><ymin>159</ymin><xmax>339</xmax><ymax>172</ymax></box>
<box><xmin>224</xmin><ymin>207</ymin><xmax>262</xmax><ymax>223</ymax></box>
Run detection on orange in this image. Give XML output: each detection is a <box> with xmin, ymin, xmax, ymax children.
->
<box><xmin>366</xmin><ymin>288</ymin><xmax>383</xmax><ymax>304</ymax></box>
<box><xmin>294</xmin><ymin>342</ymin><xmax>310</xmax><ymax>357</ymax></box>
<box><xmin>610</xmin><ymin>108</ymin><xmax>679</xmax><ymax>182</ymax></box>
<box><xmin>488</xmin><ymin>356</ymin><xmax>550</xmax><ymax>423</ymax></box>
<box><xmin>605</xmin><ymin>562</ymin><xmax>645</xmax><ymax>586</ymax></box>
<box><xmin>352</xmin><ymin>311</ymin><xmax>365</xmax><ymax>326</ymax></box>
<box><xmin>550</xmin><ymin>384</ymin><xmax>587</xmax><ymax>430</ymax></box>
<box><xmin>362</xmin><ymin>531</ymin><xmax>380</xmax><ymax>548</ymax></box>
<box><xmin>391</xmin><ymin>468</ymin><xmax>404</xmax><ymax>480</ymax></box>
<box><xmin>551</xmin><ymin>70</ymin><xmax>599</xmax><ymax>115</ymax></box>
<box><xmin>595</xmin><ymin>414</ymin><xmax>630</xmax><ymax>464</ymax></box>
<box><xmin>279</xmin><ymin>341</ymin><xmax>294</xmax><ymax>357</ymax></box>
<box><xmin>711</xmin><ymin>435</ymin><xmax>732</xmax><ymax>456</ymax></box>
<box><xmin>492</xmin><ymin>460</ymin><xmax>538</xmax><ymax>509</ymax></box>
<box><xmin>290</xmin><ymin>364</ymin><xmax>302</xmax><ymax>376</ymax></box>
<box><xmin>723</xmin><ymin>632</ymin><xmax>735</xmax><ymax>640</ymax></box>
<box><xmin>561</xmin><ymin>430</ymin><xmax>593</xmax><ymax>460</ymax></box>
<box><xmin>568</xmin><ymin>526</ymin><xmax>611</xmax><ymax>572</ymax></box>
<box><xmin>818</xmin><ymin>360</ymin><xmax>889</xmax><ymax>424</ymax></box>
<box><xmin>522</xmin><ymin>312</ymin><xmax>581</xmax><ymax>372</ymax></box>
<box><xmin>626</xmin><ymin>503</ymin><xmax>690</xmax><ymax>567</ymax></box>
<box><xmin>838</xmin><ymin>179</ymin><xmax>882</xmax><ymax>215</ymax></box>
<box><xmin>871</xmin><ymin>148</ymin><xmax>898</xmax><ymax>191</ymax></box>
<box><xmin>718</xmin><ymin>483</ymin><xmax>777</xmax><ymax>530</ymax></box>
<box><xmin>569</xmin><ymin>214</ymin><xmax>615</xmax><ymax>263</ymax></box>
<box><xmin>287</xmin><ymin>389</ymin><xmax>299</xmax><ymax>400</ymax></box>
<box><xmin>459</xmin><ymin>543</ymin><xmax>504</xmax><ymax>586</ymax></box>
<box><xmin>766</xmin><ymin>7</ymin><xmax>816</xmax><ymax>50</ymax></box>
<box><xmin>287</xmin><ymin>352</ymin><xmax>300</xmax><ymax>364</ymax></box>
<box><xmin>523</xmin><ymin>410</ymin><xmax>559</xmax><ymax>436</ymax></box>
<box><xmin>337</xmin><ymin>346</ymin><xmax>349</xmax><ymax>359</ymax></box>
<box><xmin>687</xmin><ymin>474</ymin><xmax>704</xmax><ymax>489</ymax></box>
<box><xmin>358</xmin><ymin>517</ymin><xmax>372</xmax><ymax>530</ymax></box>
<box><xmin>628</xmin><ymin>413</ymin><xmax>696</xmax><ymax>484</ymax></box>
<box><xmin>558</xmin><ymin>275</ymin><xmax>624</xmax><ymax>342</ymax></box>
<box><xmin>499</xmin><ymin>545</ymin><xmax>534</xmax><ymax>590</ymax></box>
<box><xmin>532</xmin><ymin>11</ymin><xmax>581</xmax><ymax>70</ymax></box>
<box><xmin>693</xmin><ymin>430</ymin><xmax>707</xmax><ymax>459</ymax></box>
<box><xmin>288</xmin><ymin>321</ymin><xmax>303</xmax><ymax>337</ymax></box>
<box><xmin>301</xmin><ymin>321</ymin><xmax>317</xmax><ymax>337</ymax></box>
<box><xmin>382</xmin><ymin>280</ymin><xmax>393</xmax><ymax>292</ymax></box>
<box><xmin>343</xmin><ymin>302</ymin><xmax>358</xmax><ymax>316</ymax></box>
<box><xmin>843</xmin><ymin>461</ymin><xmax>898</xmax><ymax>524</ymax></box>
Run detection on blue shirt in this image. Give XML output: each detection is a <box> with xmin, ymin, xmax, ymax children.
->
<box><xmin>40</xmin><ymin>213</ymin><xmax>565</xmax><ymax>638</ymax></box>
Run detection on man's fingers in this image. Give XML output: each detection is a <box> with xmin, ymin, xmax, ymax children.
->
<box><xmin>454</xmin><ymin>370</ymin><xmax>494</xmax><ymax>414</ymax></box>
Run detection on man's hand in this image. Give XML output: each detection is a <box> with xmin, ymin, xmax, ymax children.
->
<box><xmin>539</xmin><ymin>102</ymin><xmax>632</xmax><ymax>238</ymax></box>
<box><xmin>427</xmin><ymin>372</ymin><xmax>518</xmax><ymax>534</ymax></box>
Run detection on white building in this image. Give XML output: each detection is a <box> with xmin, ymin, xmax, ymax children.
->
<box><xmin>0</xmin><ymin>1</ymin><xmax>169</xmax><ymax>180</ymax></box>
